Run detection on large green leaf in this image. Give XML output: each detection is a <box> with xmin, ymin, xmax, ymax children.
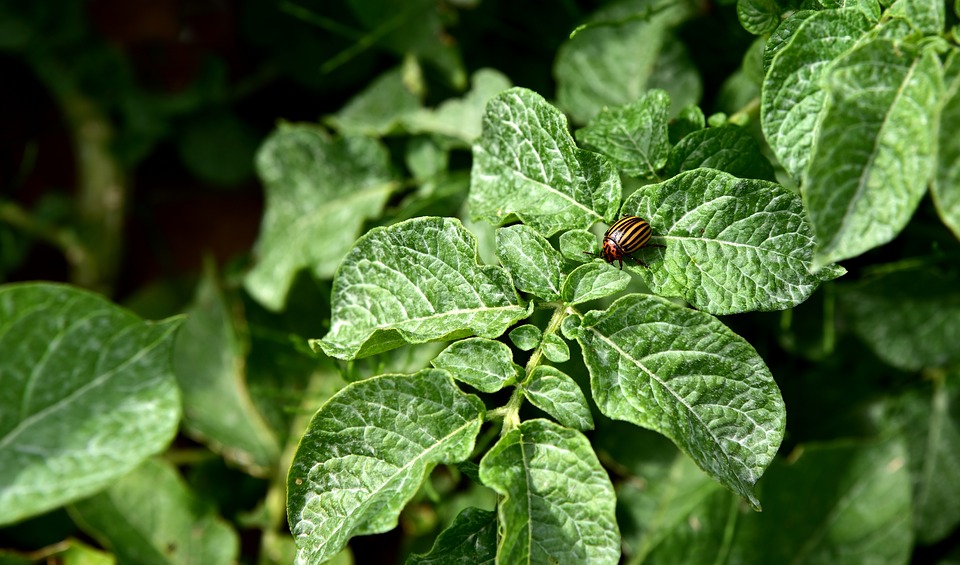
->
<box><xmin>173</xmin><ymin>271</ymin><xmax>279</xmax><ymax>476</ymax></box>
<box><xmin>933</xmin><ymin>51</ymin><xmax>960</xmax><ymax>240</ymax></box>
<box><xmin>560</xmin><ymin>262</ymin><xmax>632</xmax><ymax>305</ymax></box>
<box><xmin>324</xmin><ymin>66</ymin><xmax>422</xmax><ymax>136</ymax></box>
<box><xmin>622</xmin><ymin>168</ymin><xmax>841</xmax><ymax>315</ymax></box>
<box><xmin>479</xmin><ymin>419</ymin><xmax>620</xmax><ymax>564</ymax></box>
<box><xmin>245</xmin><ymin>124</ymin><xmax>396</xmax><ymax>310</ymax></box>
<box><xmin>887</xmin><ymin>0</ymin><xmax>945</xmax><ymax>34</ymax></box>
<box><xmin>403</xmin><ymin>69</ymin><xmax>513</xmax><ymax>144</ymax></box>
<box><xmin>0</xmin><ymin>284</ymin><xmax>181</xmax><ymax>526</ymax></box>
<box><xmin>553</xmin><ymin>0</ymin><xmax>700</xmax><ymax>124</ymax></box>
<box><xmin>316</xmin><ymin>217</ymin><xmax>529</xmax><ymax>360</ymax></box>
<box><xmin>495</xmin><ymin>224</ymin><xmax>564</xmax><ymax>301</ymax></box>
<box><xmin>663</xmin><ymin>124</ymin><xmax>776</xmax><ymax>181</ymax></box>
<box><xmin>287</xmin><ymin>370</ymin><xmax>484</xmax><ymax>564</ymax></box>
<box><xmin>761</xmin><ymin>9</ymin><xmax>873</xmax><ymax>180</ymax></box>
<box><xmin>406</xmin><ymin>507</ymin><xmax>497</xmax><ymax>565</ymax></box>
<box><xmin>572</xmin><ymin>294</ymin><xmax>785</xmax><ymax>507</ymax></box>
<box><xmin>469</xmin><ymin>88</ymin><xmax>621</xmax><ymax>236</ymax></box>
<box><xmin>840</xmin><ymin>268</ymin><xmax>960</xmax><ymax>370</ymax></box>
<box><xmin>69</xmin><ymin>458</ymin><xmax>239</xmax><ymax>565</ymax></box>
<box><xmin>574</xmin><ymin>89</ymin><xmax>671</xmax><ymax>179</ymax></box>
<box><xmin>804</xmin><ymin>39</ymin><xmax>943</xmax><ymax>267</ymax></box>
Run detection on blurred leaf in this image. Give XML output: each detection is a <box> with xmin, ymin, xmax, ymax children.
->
<box><xmin>325</xmin><ymin>66</ymin><xmax>423</xmax><ymax>136</ymax></box>
<box><xmin>69</xmin><ymin>459</ymin><xmax>239</xmax><ymax>565</ymax></box>
<box><xmin>246</xmin><ymin>124</ymin><xmax>396</xmax><ymax>310</ymax></box>
<box><xmin>470</xmin><ymin>88</ymin><xmax>621</xmax><ymax>235</ymax></box>
<box><xmin>668</xmin><ymin>105</ymin><xmax>705</xmax><ymax>144</ymax></box>
<box><xmin>287</xmin><ymin>370</ymin><xmax>484</xmax><ymax>564</ymax></box>
<box><xmin>663</xmin><ymin>125</ymin><xmax>776</xmax><ymax>181</ymax></box>
<box><xmin>404</xmin><ymin>69</ymin><xmax>513</xmax><ymax>144</ymax></box>
<box><xmin>0</xmin><ymin>284</ymin><xmax>181</xmax><ymax>526</ymax></box>
<box><xmin>933</xmin><ymin>50</ymin><xmax>960</xmax><ymax>240</ymax></box>
<box><xmin>737</xmin><ymin>0</ymin><xmax>781</xmax><ymax>35</ymax></box>
<box><xmin>177</xmin><ymin>112</ymin><xmax>259</xmax><ymax>186</ymax></box>
<box><xmin>480</xmin><ymin>419</ymin><xmax>620</xmax><ymax>564</ymax></box>
<box><xmin>523</xmin><ymin>366</ymin><xmax>594</xmax><ymax>431</ymax></box>
<box><xmin>573</xmin><ymin>294</ymin><xmax>785</xmax><ymax>508</ymax></box>
<box><xmin>840</xmin><ymin>268</ymin><xmax>960</xmax><ymax>371</ymax></box>
<box><xmin>406</xmin><ymin>507</ymin><xmax>497</xmax><ymax>565</ymax></box>
<box><xmin>432</xmin><ymin>338</ymin><xmax>520</xmax><ymax>393</ymax></box>
<box><xmin>554</xmin><ymin>0</ymin><xmax>699</xmax><ymax>124</ymax></box>
<box><xmin>622</xmin><ymin>168</ymin><xmax>842</xmax><ymax>315</ymax></box>
<box><xmin>574</xmin><ymin>89</ymin><xmax>671</xmax><ymax>179</ymax></box>
<box><xmin>886</xmin><ymin>0</ymin><xmax>944</xmax><ymax>34</ymax></box>
<box><xmin>173</xmin><ymin>271</ymin><xmax>279</xmax><ymax>476</ymax></box>
<box><xmin>316</xmin><ymin>217</ymin><xmax>529</xmax><ymax>360</ymax></box>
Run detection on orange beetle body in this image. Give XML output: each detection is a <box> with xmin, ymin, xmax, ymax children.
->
<box><xmin>599</xmin><ymin>216</ymin><xmax>661</xmax><ymax>269</ymax></box>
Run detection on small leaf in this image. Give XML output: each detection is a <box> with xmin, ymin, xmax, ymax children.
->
<box><xmin>403</xmin><ymin>68</ymin><xmax>513</xmax><ymax>144</ymax></box>
<box><xmin>406</xmin><ymin>507</ymin><xmax>497</xmax><ymax>565</ymax></box>
<box><xmin>541</xmin><ymin>333</ymin><xmax>570</xmax><ymax>363</ymax></box>
<box><xmin>664</xmin><ymin>125</ymin><xmax>776</xmax><ymax>181</ymax></box>
<box><xmin>479</xmin><ymin>419</ymin><xmax>620</xmax><ymax>564</ymax></box>
<box><xmin>574</xmin><ymin>89</ymin><xmax>671</xmax><ymax>178</ymax></box>
<box><xmin>432</xmin><ymin>338</ymin><xmax>520</xmax><ymax>392</ymax></box>
<box><xmin>288</xmin><ymin>370</ymin><xmax>484</xmax><ymax>564</ymax></box>
<box><xmin>325</xmin><ymin>66</ymin><xmax>422</xmax><ymax>136</ymax></box>
<box><xmin>496</xmin><ymin>224</ymin><xmax>564</xmax><ymax>300</ymax></box>
<box><xmin>554</xmin><ymin>1</ymin><xmax>699</xmax><ymax>124</ymax></box>
<box><xmin>668</xmin><ymin>105</ymin><xmax>705</xmax><ymax>144</ymax></box>
<box><xmin>508</xmin><ymin>324</ymin><xmax>542</xmax><ymax>351</ymax></box>
<box><xmin>575</xmin><ymin>294</ymin><xmax>785</xmax><ymax>507</ymax></box>
<box><xmin>840</xmin><ymin>268</ymin><xmax>960</xmax><ymax>370</ymax></box>
<box><xmin>69</xmin><ymin>458</ymin><xmax>239</xmax><ymax>565</ymax></box>
<box><xmin>737</xmin><ymin>0</ymin><xmax>781</xmax><ymax>35</ymax></box>
<box><xmin>317</xmin><ymin>217</ymin><xmax>529</xmax><ymax>360</ymax></box>
<box><xmin>886</xmin><ymin>0</ymin><xmax>944</xmax><ymax>34</ymax></box>
<box><xmin>560</xmin><ymin>229</ymin><xmax>598</xmax><ymax>261</ymax></box>
<box><xmin>174</xmin><ymin>271</ymin><xmax>279</xmax><ymax>476</ymax></box>
<box><xmin>470</xmin><ymin>88</ymin><xmax>621</xmax><ymax>235</ymax></box>
<box><xmin>523</xmin><ymin>366</ymin><xmax>594</xmax><ymax>431</ymax></box>
<box><xmin>0</xmin><ymin>284</ymin><xmax>181</xmax><ymax>526</ymax></box>
<box><xmin>933</xmin><ymin>51</ymin><xmax>960</xmax><ymax>240</ymax></box>
<box><xmin>805</xmin><ymin>40</ymin><xmax>943</xmax><ymax>268</ymax></box>
<box><xmin>762</xmin><ymin>9</ymin><xmax>873</xmax><ymax>180</ymax></box>
<box><xmin>624</xmin><ymin>168</ymin><xmax>839</xmax><ymax>315</ymax></box>
<box><xmin>245</xmin><ymin>125</ymin><xmax>396</xmax><ymax>310</ymax></box>
<box><xmin>561</xmin><ymin>262</ymin><xmax>632</xmax><ymax>305</ymax></box>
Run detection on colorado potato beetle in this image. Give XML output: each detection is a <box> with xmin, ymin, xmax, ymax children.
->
<box><xmin>590</xmin><ymin>215</ymin><xmax>664</xmax><ymax>269</ymax></box>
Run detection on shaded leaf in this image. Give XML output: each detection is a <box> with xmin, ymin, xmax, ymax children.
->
<box><xmin>664</xmin><ymin>125</ymin><xmax>776</xmax><ymax>181</ymax></box>
<box><xmin>524</xmin><ymin>366</ymin><xmax>594</xmax><ymax>431</ymax></box>
<box><xmin>470</xmin><ymin>88</ymin><xmax>621</xmax><ymax>235</ymax></box>
<box><xmin>496</xmin><ymin>224</ymin><xmax>564</xmax><ymax>300</ymax></box>
<box><xmin>317</xmin><ymin>217</ymin><xmax>528</xmax><ymax>360</ymax></box>
<box><xmin>432</xmin><ymin>338</ymin><xmax>520</xmax><ymax>393</ymax></box>
<box><xmin>480</xmin><ymin>419</ymin><xmax>620</xmax><ymax>564</ymax></box>
<box><xmin>574</xmin><ymin>294</ymin><xmax>785</xmax><ymax>507</ymax></box>
<box><xmin>933</xmin><ymin>51</ymin><xmax>960</xmax><ymax>240</ymax></box>
<box><xmin>406</xmin><ymin>507</ymin><xmax>497</xmax><ymax>565</ymax></box>
<box><xmin>325</xmin><ymin>66</ymin><xmax>422</xmax><ymax>136</ymax></box>
<box><xmin>246</xmin><ymin>125</ymin><xmax>396</xmax><ymax>310</ymax></box>
<box><xmin>287</xmin><ymin>370</ymin><xmax>484</xmax><ymax>564</ymax></box>
<box><xmin>0</xmin><ymin>284</ymin><xmax>181</xmax><ymax>526</ymax></box>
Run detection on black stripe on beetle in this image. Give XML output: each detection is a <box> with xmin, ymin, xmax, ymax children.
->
<box><xmin>586</xmin><ymin>216</ymin><xmax>665</xmax><ymax>269</ymax></box>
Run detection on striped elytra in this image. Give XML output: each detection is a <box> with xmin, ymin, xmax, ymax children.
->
<box><xmin>600</xmin><ymin>216</ymin><xmax>660</xmax><ymax>269</ymax></box>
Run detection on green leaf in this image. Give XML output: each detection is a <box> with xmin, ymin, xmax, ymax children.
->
<box><xmin>177</xmin><ymin>111</ymin><xmax>258</xmax><ymax>186</ymax></box>
<box><xmin>508</xmin><ymin>324</ymin><xmax>542</xmax><ymax>351</ymax></box>
<box><xmin>432</xmin><ymin>338</ymin><xmax>520</xmax><ymax>393</ymax></box>
<box><xmin>737</xmin><ymin>0</ymin><xmax>781</xmax><ymax>35</ymax></box>
<box><xmin>325</xmin><ymin>67</ymin><xmax>423</xmax><ymax>136</ymax></box>
<box><xmin>403</xmin><ymin>68</ymin><xmax>513</xmax><ymax>144</ymax></box>
<box><xmin>174</xmin><ymin>273</ymin><xmax>279</xmax><ymax>476</ymax></box>
<box><xmin>69</xmin><ymin>458</ymin><xmax>239</xmax><ymax>565</ymax></box>
<box><xmin>470</xmin><ymin>88</ymin><xmax>621</xmax><ymax>235</ymax></box>
<box><xmin>495</xmin><ymin>224</ymin><xmax>564</xmax><ymax>300</ymax></box>
<box><xmin>762</xmin><ymin>9</ymin><xmax>873</xmax><ymax>180</ymax></box>
<box><xmin>883</xmin><ymin>376</ymin><xmax>960</xmax><ymax>544</ymax></box>
<box><xmin>663</xmin><ymin>125</ymin><xmax>776</xmax><ymax>181</ymax></box>
<box><xmin>840</xmin><ymin>268</ymin><xmax>960</xmax><ymax>370</ymax></box>
<box><xmin>523</xmin><ymin>366</ymin><xmax>594</xmax><ymax>431</ymax></box>
<box><xmin>406</xmin><ymin>507</ymin><xmax>497</xmax><ymax>565</ymax></box>
<box><xmin>245</xmin><ymin>125</ymin><xmax>396</xmax><ymax>310</ymax></box>
<box><xmin>886</xmin><ymin>0</ymin><xmax>944</xmax><ymax>34</ymax></box>
<box><xmin>623</xmin><ymin>168</ymin><xmax>841</xmax><ymax>315</ymax></box>
<box><xmin>561</xmin><ymin>262</ymin><xmax>632</xmax><ymax>305</ymax></box>
<box><xmin>288</xmin><ymin>370</ymin><xmax>484</xmax><ymax>564</ymax></box>
<box><xmin>554</xmin><ymin>0</ymin><xmax>699</xmax><ymax>124</ymax></box>
<box><xmin>479</xmin><ymin>419</ymin><xmax>620</xmax><ymax>564</ymax></box>
<box><xmin>574</xmin><ymin>89</ymin><xmax>671</xmax><ymax>178</ymax></box>
<box><xmin>805</xmin><ymin>40</ymin><xmax>943</xmax><ymax>268</ymax></box>
<box><xmin>0</xmin><ymin>284</ymin><xmax>181</xmax><ymax>526</ymax></box>
<box><xmin>317</xmin><ymin>217</ymin><xmax>529</xmax><ymax>360</ymax></box>
<box><xmin>560</xmin><ymin>229</ymin><xmax>599</xmax><ymax>261</ymax></box>
<box><xmin>574</xmin><ymin>294</ymin><xmax>785</xmax><ymax>507</ymax></box>
<box><xmin>933</xmin><ymin>51</ymin><xmax>960</xmax><ymax>240</ymax></box>
<box><xmin>668</xmin><ymin>105</ymin><xmax>705</xmax><ymax>144</ymax></box>
<box><xmin>541</xmin><ymin>333</ymin><xmax>570</xmax><ymax>363</ymax></box>
<box><xmin>643</xmin><ymin>438</ymin><xmax>912</xmax><ymax>564</ymax></box>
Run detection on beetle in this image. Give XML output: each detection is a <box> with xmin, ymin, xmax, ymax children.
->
<box><xmin>587</xmin><ymin>215</ymin><xmax>665</xmax><ymax>269</ymax></box>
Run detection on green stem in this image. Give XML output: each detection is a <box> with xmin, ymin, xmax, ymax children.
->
<box><xmin>0</xmin><ymin>199</ymin><xmax>89</xmax><ymax>264</ymax></box>
<box><xmin>728</xmin><ymin>96</ymin><xmax>761</xmax><ymax>126</ymax></box>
